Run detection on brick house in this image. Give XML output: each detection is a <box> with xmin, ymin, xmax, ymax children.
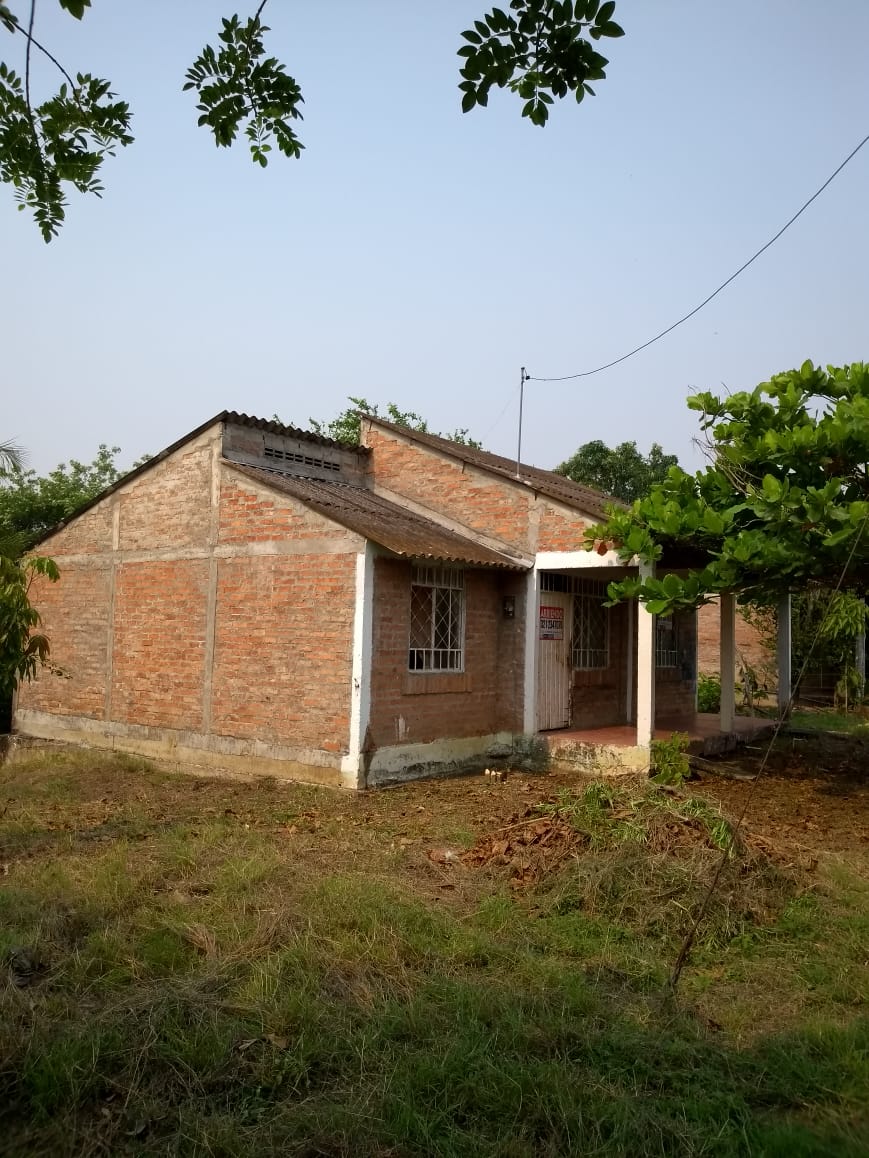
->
<box><xmin>15</xmin><ymin>412</ymin><xmax>708</xmax><ymax>787</ymax></box>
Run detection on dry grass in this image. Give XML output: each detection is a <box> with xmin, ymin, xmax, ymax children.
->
<box><xmin>0</xmin><ymin>746</ymin><xmax>867</xmax><ymax>1156</ymax></box>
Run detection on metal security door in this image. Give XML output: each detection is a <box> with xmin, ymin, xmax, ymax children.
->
<box><xmin>536</xmin><ymin>591</ymin><xmax>572</xmax><ymax>730</ymax></box>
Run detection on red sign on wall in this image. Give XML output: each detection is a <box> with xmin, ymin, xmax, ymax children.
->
<box><xmin>539</xmin><ymin>605</ymin><xmax>564</xmax><ymax>640</ymax></box>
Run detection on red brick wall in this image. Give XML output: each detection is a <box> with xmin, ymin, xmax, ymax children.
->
<box><xmin>697</xmin><ymin>600</ymin><xmax>771</xmax><ymax>676</ymax></box>
<box><xmin>19</xmin><ymin>566</ymin><xmax>111</xmax><ymax>718</ymax></box>
<box><xmin>17</xmin><ymin>434</ymin><xmax>360</xmax><ymax>765</ymax></box>
<box><xmin>210</xmin><ymin>552</ymin><xmax>356</xmax><ymax>750</ymax></box>
<box><xmin>39</xmin><ymin>503</ymin><xmax>113</xmax><ymax>557</ymax></box>
<box><xmin>111</xmin><ymin>559</ymin><xmax>209</xmax><ymax>731</ymax></box>
<box><xmin>119</xmin><ymin>442</ymin><xmax>213</xmax><ymax>552</ymax></box>
<box><xmin>363</xmin><ymin>426</ymin><xmax>534</xmax><ymax>554</ymax></box>
<box><xmin>368</xmin><ymin>558</ymin><xmax>523</xmax><ymax>748</ymax></box>
<box><xmin>537</xmin><ymin>503</ymin><xmax>590</xmax><ymax>552</ymax></box>
<box><xmin>219</xmin><ymin>478</ymin><xmax>342</xmax><ymax>544</ymax></box>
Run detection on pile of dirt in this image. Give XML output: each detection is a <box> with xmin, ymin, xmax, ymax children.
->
<box><xmin>460</xmin><ymin>807</ymin><xmax>586</xmax><ymax>887</ymax></box>
<box><xmin>454</xmin><ymin>784</ymin><xmax>809</xmax><ymax>947</ymax></box>
<box><xmin>458</xmin><ymin>785</ymin><xmax>751</xmax><ymax>889</ymax></box>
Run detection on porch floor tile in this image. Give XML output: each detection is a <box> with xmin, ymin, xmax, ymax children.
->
<box><xmin>541</xmin><ymin>713</ymin><xmax>773</xmax><ymax>750</ymax></box>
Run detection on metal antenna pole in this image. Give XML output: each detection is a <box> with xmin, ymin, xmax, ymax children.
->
<box><xmin>516</xmin><ymin>366</ymin><xmax>527</xmax><ymax>477</ymax></box>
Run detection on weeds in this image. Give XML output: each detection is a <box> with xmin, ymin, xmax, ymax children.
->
<box><xmin>0</xmin><ymin>750</ymin><xmax>866</xmax><ymax>1156</ymax></box>
<box><xmin>650</xmin><ymin>732</ymin><xmax>692</xmax><ymax>785</ymax></box>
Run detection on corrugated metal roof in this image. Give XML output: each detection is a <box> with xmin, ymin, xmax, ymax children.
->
<box><xmin>227</xmin><ymin>463</ymin><xmax>530</xmax><ymax>569</ymax></box>
<box><xmin>222</xmin><ymin>411</ymin><xmax>368</xmax><ymax>453</ymax></box>
<box><xmin>362</xmin><ymin>416</ymin><xmax>623</xmax><ymax>520</ymax></box>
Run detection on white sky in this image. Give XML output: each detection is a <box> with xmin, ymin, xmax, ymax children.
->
<box><xmin>3</xmin><ymin>0</ymin><xmax>868</xmax><ymax>475</ymax></box>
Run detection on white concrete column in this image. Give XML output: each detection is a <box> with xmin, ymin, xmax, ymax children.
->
<box><xmin>342</xmin><ymin>543</ymin><xmax>375</xmax><ymax>789</ymax></box>
<box><xmin>719</xmin><ymin>592</ymin><xmax>736</xmax><ymax>733</ymax></box>
<box><xmin>777</xmin><ymin>594</ymin><xmax>792</xmax><ymax>715</ymax></box>
<box><xmin>636</xmin><ymin>562</ymin><xmax>656</xmax><ymax>748</ymax></box>
<box><xmin>522</xmin><ymin>568</ymin><xmax>541</xmax><ymax>734</ymax></box>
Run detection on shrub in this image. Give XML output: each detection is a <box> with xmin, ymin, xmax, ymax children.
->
<box><xmin>697</xmin><ymin>672</ymin><xmax>721</xmax><ymax>714</ymax></box>
<box><xmin>649</xmin><ymin>732</ymin><xmax>691</xmax><ymax>785</ymax></box>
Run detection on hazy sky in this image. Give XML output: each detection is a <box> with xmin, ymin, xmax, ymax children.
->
<box><xmin>4</xmin><ymin>1</ymin><xmax>868</xmax><ymax>475</ymax></box>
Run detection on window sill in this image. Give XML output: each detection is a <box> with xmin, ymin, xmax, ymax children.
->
<box><xmin>402</xmin><ymin>672</ymin><xmax>471</xmax><ymax>695</ymax></box>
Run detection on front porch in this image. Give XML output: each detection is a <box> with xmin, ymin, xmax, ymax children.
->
<box><xmin>530</xmin><ymin>550</ymin><xmax>792</xmax><ymax>772</ymax></box>
<box><xmin>540</xmin><ymin>713</ymin><xmax>776</xmax><ymax>774</ymax></box>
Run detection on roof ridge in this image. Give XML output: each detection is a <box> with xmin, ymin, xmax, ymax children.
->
<box><xmin>360</xmin><ymin>415</ymin><xmax>622</xmax><ymax>517</ymax></box>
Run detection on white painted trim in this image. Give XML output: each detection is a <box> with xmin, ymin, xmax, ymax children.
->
<box><xmin>636</xmin><ymin>561</ymin><xmax>655</xmax><ymax>748</ymax></box>
<box><xmin>535</xmin><ymin>550</ymin><xmax>637</xmax><ymax>570</ymax></box>
<box><xmin>523</xmin><ymin>568</ymin><xmax>541</xmax><ymax>733</ymax></box>
<box><xmin>719</xmin><ymin>593</ymin><xmax>736</xmax><ymax>732</ymax></box>
<box><xmin>343</xmin><ymin>543</ymin><xmax>375</xmax><ymax>788</ymax></box>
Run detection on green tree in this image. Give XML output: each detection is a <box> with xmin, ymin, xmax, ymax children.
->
<box><xmin>0</xmin><ymin>443</ymin><xmax>126</xmax><ymax>553</ymax></box>
<box><xmin>307</xmin><ymin>397</ymin><xmax>482</xmax><ymax>449</ymax></box>
<box><xmin>0</xmin><ymin>551</ymin><xmax>59</xmax><ymax>701</ymax></box>
<box><xmin>587</xmin><ymin>361</ymin><xmax>869</xmax><ymax>615</ymax></box>
<box><xmin>556</xmin><ymin>439</ymin><xmax>678</xmax><ymax>503</ymax></box>
<box><xmin>0</xmin><ymin>436</ymin><xmax>61</xmax><ymax>710</ymax></box>
<box><xmin>0</xmin><ymin>1</ymin><xmax>624</xmax><ymax>240</ymax></box>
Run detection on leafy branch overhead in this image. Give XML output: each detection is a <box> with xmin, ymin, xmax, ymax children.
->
<box><xmin>0</xmin><ymin>0</ymin><xmax>623</xmax><ymax>239</ymax></box>
<box><xmin>458</xmin><ymin>0</ymin><xmax>624</xmax><ymax>125</ymax></box>
<box><xmin>585</xmin><ymin>362</ymin><xmax>869</xmax><ymax>616</ymax></box>
<box><xmin>183</xmin><ymin>11</ymin><xmax>303</xmax><ymax>168</ymax></box>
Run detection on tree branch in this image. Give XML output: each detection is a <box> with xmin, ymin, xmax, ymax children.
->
<box><xmin>9</xmin><ymin>3</ymin><xmax>79</xmax><ymax>92</ymax></box>
<box><xmin>24</xmin><ymin>0</ymin><xmax>35</xmax><ymax>118</ymax></box>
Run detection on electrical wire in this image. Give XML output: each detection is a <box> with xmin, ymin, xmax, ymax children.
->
<box><xmin>529</xmin><ymin>129</ymin><xmax>869</xmax><ymax>384</ymax></box>
<box><xmin>478</xmin><ymin>380</ymin><xmax>523</xmax><ymax>443</ymax></box>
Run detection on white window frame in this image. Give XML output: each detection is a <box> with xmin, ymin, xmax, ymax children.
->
<box><xmin>408</xmin><ymin>564</ymin><xmax>466</xmax><ymax>673</ymax></box>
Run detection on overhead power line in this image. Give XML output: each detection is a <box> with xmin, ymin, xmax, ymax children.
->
<box><xmin>528</xmin><ymin>129</ymin><xmax>869</xmax><ymax>384</ymax></box>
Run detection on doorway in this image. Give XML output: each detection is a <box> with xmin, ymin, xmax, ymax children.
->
<box><xmin>536</xmin><ymin>589</ymin><xmax>572</xmax><ymax>730</ymax></box>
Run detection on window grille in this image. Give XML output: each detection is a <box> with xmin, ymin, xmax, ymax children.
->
<box><xmin>408</xmin><ymin>565</ymin><xmax>465</xmax><ymax>671</ymax></box>
<box><xmin>572</xmin><ymin>581</ymin><xmax>609</xmax><ymax>669</ymax></box>
<box><xmin>539</xmin><ymin>573</ymin><xmax>611</xmax><ymax>669</ymax></box>
<box><xmin>656</xmin><ymin>618</ymin><xmax>679</xmax><ymax>668</ymax></box>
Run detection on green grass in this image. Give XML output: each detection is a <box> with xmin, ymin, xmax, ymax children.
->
<box><xmin>789</xmin><ymin>708</ymin><xmax>869</xmax><ymax>735</ymax></box>
<box><xmin>0</xmin><ymin>750</ymin><xmax>867</xmax><ymax>1156</ymax></box>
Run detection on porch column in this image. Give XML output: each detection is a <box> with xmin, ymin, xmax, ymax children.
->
<box><xmin>777</xmin><ymin>594</ymin><xmax>792</xmax><ymax>715</ymax></box>
<box><xmin>636</xmin><ymin>562</ymin><xmax>655</xmax><ymax>747</ymax></box>
<box><xmin>719</xmin><ymin>592</ymin><xmax>736</xmax><ymax>733</ymax></box>
<box><xmin>522</xmin><ymin>568</ymin><xmax>540</xmax><ymax>734</ymax></box>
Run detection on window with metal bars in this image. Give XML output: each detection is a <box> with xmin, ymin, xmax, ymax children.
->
<box><xmin>571</xmin><ymin>582</ymin><xmax>609</xmax><ymax>669</ymax></box>
<box><xmin>408</xmin><ymin>565</ymin><xmax>465</xmax><ymax>671</ymax></box>
<box><xmin>655</xmin><ymin>617</ymin><xmax>679</xmax><ymax>668</ymax></box>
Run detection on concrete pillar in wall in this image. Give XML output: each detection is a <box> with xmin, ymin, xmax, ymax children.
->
<box><xmin>636</xmin><ymin>562</ymin><xmax>655</xmax><ymax>748</ymax></box>
<box><xmin>719</xmin><ymin>592</ymin><xmax>736</xmax><ymax>733</ymax></box>
<box><xmin>777</xmin><ymin>594</ymin><xmax>792</xmax><ymax>716</ymax></box>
